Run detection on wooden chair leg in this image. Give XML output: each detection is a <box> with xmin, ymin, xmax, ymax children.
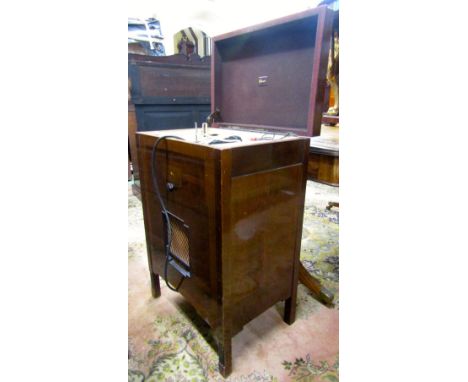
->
<box><xmin>298</xmin><ymin>263</ymin><xmax>334</xmax><ymax>306</ymax></box>
<box><xmin>150</xmin><ymin>271</ymin><xmax>161</xmax><ymax>298</ymax></box>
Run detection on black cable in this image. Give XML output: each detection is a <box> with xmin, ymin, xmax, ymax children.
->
<box><xmin>280</xmin><ymin>132</ymin><xmax>297</xmax><ymax>139</ymax></box>
<box><xmin>150</xmin><ymin>135</ymin><xmax>187</xmax><ymax>292</ymax></box>
<box><xmin>164</xmin><ymin>253</ymin><xmax>185</xmax><ymax>291</ymax></box>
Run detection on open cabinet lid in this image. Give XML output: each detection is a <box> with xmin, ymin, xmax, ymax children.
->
<box><xmin>210</xmin><ymin>6</ymin><xmax>333</xmax><ymax>137</ymax></box>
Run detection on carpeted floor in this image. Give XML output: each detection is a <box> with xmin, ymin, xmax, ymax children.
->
<box><xmin>128</xmin><ymin>180</ymin><xmax>339</xmax><ymax>382</ymax></box>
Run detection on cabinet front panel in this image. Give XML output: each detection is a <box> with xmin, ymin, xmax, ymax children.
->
<box><xmin>137</xmin><ymin>138</ymin><xmax>221</xmax><ymax>327</ymax></box>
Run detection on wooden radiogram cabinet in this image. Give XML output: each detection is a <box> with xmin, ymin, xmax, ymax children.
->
<box><xmin>137</xmin><ymin>129</ymin><xmax>309</xmax><ymax>377</ymax></box>
<box><xmin>136</xmin><ymin>6</ymin><xmax>333</xmax><ymax>377</ymax></box>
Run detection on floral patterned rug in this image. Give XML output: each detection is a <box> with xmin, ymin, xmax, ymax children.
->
<box><xmin>128</xmin><ymin>180</ymin><xmax>339</xmax><ymax>381</ymax></box>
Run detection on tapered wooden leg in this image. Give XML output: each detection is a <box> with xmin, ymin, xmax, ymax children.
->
<box><xmin>217</xmin><ymin>336</ymin><xmax>232</xmax><ymax>377</ymax></box>
<box><xmin>284</xmin><ymin>295</ymin><xmax>297</xmax><ymax>325</ymax></box>
<box><xmin>150</xmin><ymin>271</ymin><xmax>161</xmax><ymax>298</ymax></box>
<box><xmin>298</xmin><ymin>263</ymin><xmax>334</xmax><ymax>306</ymax></box>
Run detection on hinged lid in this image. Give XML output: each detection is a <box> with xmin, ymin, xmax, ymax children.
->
<box><xmin>211</xmin><ymin>6</ymin><xmax>333</xmax><ymax>136</ymax></box>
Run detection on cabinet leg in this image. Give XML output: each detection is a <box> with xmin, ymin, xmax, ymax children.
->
<box><xmin>150</xmin><ymin>271</ymin><xmax>161</xmax><ymax>298</ymax></box>
<box><xmin>217</xmin><ymin>336</ymin><xmax>232</xmax><ymax>378</ymax></box>
<box><xmin>284</xmin><ymin>296</ymin><xmax>296</xmax><ymax>325</ymax></box>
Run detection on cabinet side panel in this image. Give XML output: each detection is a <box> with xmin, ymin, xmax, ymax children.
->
<box><xmin>227</xmin><ymin>163</ymin><xmax>305</xmax><ymax>327</ymax></box>
<box><xmin>137</xmin><ymin>136</ymin><xmax>221</xmax><ymax>327</ymax></box>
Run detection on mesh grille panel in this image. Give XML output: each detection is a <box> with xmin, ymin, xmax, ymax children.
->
<box><xmin>168</xmin><ymin>213</ymin><xmax>190</xmax><ymax>268</ymax></box>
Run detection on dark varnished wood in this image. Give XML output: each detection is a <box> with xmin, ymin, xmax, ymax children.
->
<box><xmin>128</xmin><ymin>102</ymin><xmax>138</xmax><ymax>182</ymax></box>
<box><xmin>133</xmin><ymin>6</ymin><xmax>337</xmax><ymax>376</ymax></box>
<box><xmin>298</xmin><ymin>263</ymin><xmax>334</xmax><ymax>305</ymax></box>
<box><xmin>137</xmin><ymin>132</ymin><xmax>309</xmax><ymax>377</ymax></box>
<box><xmin>128</xmin><ymin>53</ymin><xmax>211</xmax><ymax>197</ymax></box>
<box><xmin>129</xmin><ymin>53</ymin><xmax>210</xmax><ymax>105</ymax></box>
<box><xmin>307</xmin><ymin>151</ymin><xmax>339</xmax><ymax>186</ymax></box>
<box><xmin>307</xmin><ymin>134</ymin><xmax>339</xmax><ymax>186</ymax></box>
<box><xmin>326</xmin><ymin>201</ymin><xmax>339</xmax><ymax>211</ymax></box>
<box><xmin>211</xmin><ymin>6</ymin><xmax>333</xmax><ymax>137</ymax></box>
<box><xmin>207</xmin><ymin>8</ymin><xmax>337</xmax><ymax>311</ymax></box>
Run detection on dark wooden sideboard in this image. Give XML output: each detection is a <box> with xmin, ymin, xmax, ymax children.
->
<box><xmin>128</xmin><ymin>53</ymin><xmax>211</xmax><ymax>196</ymax></box>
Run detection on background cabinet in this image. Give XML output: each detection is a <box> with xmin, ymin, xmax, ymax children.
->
<box><xmin>128</xmin><ymin>53</ymin><xmax>211</xmax><ymax>197</ymax></box>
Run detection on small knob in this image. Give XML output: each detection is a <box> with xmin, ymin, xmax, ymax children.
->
<box><xmin>166</xmin><ymin>182</ymin><xmax>176</xmax><ymax>191</ymax></box>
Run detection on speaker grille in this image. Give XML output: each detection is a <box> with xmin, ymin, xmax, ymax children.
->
<box><xmin>164</xmin><ymin>212</ymin><xmax>190</xmax><ymax>269</ymax></box>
